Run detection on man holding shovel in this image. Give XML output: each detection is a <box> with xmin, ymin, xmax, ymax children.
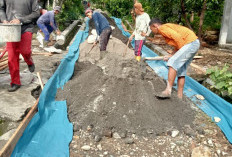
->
<box><xmin>149</xmin><ymin>18</ymin><xmax>200</xmax><ymax>99</ymax></box>
<box><xmin>37</xmin><ymin>6</ymin><xmax>61</xmax><ymax>47</ymax></box>
<box><xmin>85</xmin><ymin>8</ymin><xmax>112</xmax><ymax>59</ymax></box>
<box><xmin>129</xmin><ymin>3</ymin><xmax>151</xmax><ymax>62</ymax></box>
<box><xmin>0</xmin><ymin>0</ymin><xmax>40</xmax><ymax>92</ymax></box>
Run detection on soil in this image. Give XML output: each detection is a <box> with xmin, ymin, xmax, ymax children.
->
<box><xmin>56</xmin><ymin>13</ymin><xmax>232</xmax><ymax>156</ymax></box>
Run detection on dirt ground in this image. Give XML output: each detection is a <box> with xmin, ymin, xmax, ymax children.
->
<box><xmin>56</xmin><ymin>17</ymin><xmax>232</xmax><ymax>156</ymax></box>
<box><xmin>1</xmin><ymin>12</ymin><xmax>232</xmax><ymax>156</ymax></box>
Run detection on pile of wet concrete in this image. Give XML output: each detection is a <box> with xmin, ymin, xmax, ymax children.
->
<box><xmin>56</xmin><ymin>13</ymin><xmax>196</xmax><ymax>141</ymax></box>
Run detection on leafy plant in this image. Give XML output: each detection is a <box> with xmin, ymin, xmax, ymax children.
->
<box><xmin>207</xmin><ymin>64</ymin><xmax>232</xmax><ymax>98</ymax></box>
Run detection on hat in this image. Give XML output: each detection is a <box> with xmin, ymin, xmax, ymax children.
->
<box><xmin>85</xmin><ymin>8</ymin><xmax>92</xmax><ymax>15</ymax></box>
<box><xmin>54</xmin><ymin>6</ymin><xmax>61</xmax><ymax>12</ymax></box>
<box><xmin>134</xmin><ymin>3</ymin><xmax>144</xmax><ymax>12</ymax></box>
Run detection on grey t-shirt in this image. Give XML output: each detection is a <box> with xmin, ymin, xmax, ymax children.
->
<box><xmin>0</xmin><ymin>0</ymin><xmax>40</xmax><ymax>34</ymax></box>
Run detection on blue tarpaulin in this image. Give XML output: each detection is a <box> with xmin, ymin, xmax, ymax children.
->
<box><xmin>112</xmin><ymin>17</ymin><xmax>232</xmax><ymax>144</ymax></box>
<box><xmin>11</xmin><ymin>21</ymin><xmax>89</xmax><ymax>156</ymax></box>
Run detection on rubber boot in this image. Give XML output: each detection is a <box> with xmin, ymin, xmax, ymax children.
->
<box><xmin>135</xmin><ymin>56</ymin><xmax>141</xmax><ymax>62</ymax></box>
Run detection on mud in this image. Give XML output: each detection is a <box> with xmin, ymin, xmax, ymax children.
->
<box><xmin>56</xmin><ymin>37</ymin><xmax>196</xmax><ymax>138</ymax></box>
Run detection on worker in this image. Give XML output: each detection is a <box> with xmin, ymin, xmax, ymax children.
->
<box><xmin>0</xmin><ymin>0</ymin><xmax>40</xmax><ymax>92</ymax></box>
<box><xmin>129</xmin><ymin>3</ymin><xmax>151</xmax><ymax>62</ymax></box>
<box><xmin>149</xmin><ymin>18</ymin><xmax>200</xmax><ymax>99</ymax></box>
<box><xmin>85</xmin><ymin>8</ymin><xmax>112</xmax><ymax>59</ymax></box>
<box><xmin>37</xmin><ymin>6</ymin><xmax>61</xmax><ymax>47</ymax></box>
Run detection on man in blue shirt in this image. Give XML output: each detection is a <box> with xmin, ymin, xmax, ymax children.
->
<box><xmin>37</xmin><ymin>6</ymin><xmax>61</xmax><ymax>47</ymax></box>
<box><xmin>85</xmin><ymin>9</ymin><xmax>112</xmax><ymax>58</ymax></box>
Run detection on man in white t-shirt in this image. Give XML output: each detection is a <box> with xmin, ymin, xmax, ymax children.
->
<box><xmin>129</xmin><ymin>3</ymin><xmax>151</xmax><ymax>62</ymax></box>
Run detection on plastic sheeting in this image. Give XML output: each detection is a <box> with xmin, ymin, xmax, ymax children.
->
<box><xmin>11</xmin><ymin>21</ymin><xmax>89</xmax><ymax>156</ymax></box>
<box><xmin>112</xmin><ymin>17</ymin><xmax>232</xmax><ymax>144</ymax></box>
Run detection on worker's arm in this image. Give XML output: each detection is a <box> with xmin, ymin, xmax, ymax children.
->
<box><xmin>0</xmin><ymin>0</ymin><xmax>7</xmax><ymax>23</ymax></box>
<box><xmin>16</xmin><ymin>0</ymin><xmax>40</xmax><ymax>24</ymax></box>
<box><xmin>92</xmin><ymin>12</ymin><xmax>100</xmax><ymax>42</ymax></box>
<box><xmin>49</xmin><ymin>12</ymin><xmax>58</xmax><ymax>31</ymax></box>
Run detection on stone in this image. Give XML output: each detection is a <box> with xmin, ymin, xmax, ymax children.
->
<box><xmin>195</xmin><ymin>94</ymin><xmax>205</xmax><ymax>100</ymax></box>
<box><xmin>214</xmin><ymin>117</ymin><xmax>221</xmax><ymax>123</ymax></box>
<box><xmin>103</xmin><ymin>151</ymin><xmax>108</xmax><ymax>155</ymax></box>
<box><xmin>97</xmin><ymin>144</ymin><xmax>102</xmax><ymax>151</ymax></box>
<box><xmin>191</xmin><ymin>146</ymin><xmax>211</xmax><ymax>157</ymax></box>
<box><xmin>102</xmin><ymin>129</ymin><xmax>112</xmax><ymax>138</ymax></box>
<box><xmin>94</xmin><ymin>134</ymin><xmax>102</xmax><ymax>142</ymax></box>
<box><xmin>119</xmin><ymin>131</ymin><xmax>127</xmax><ymax>138</ymax></box>
<box><xmin>120</xmin><ymin>155</ymin><xmax>130</xmax><ymax>157</ymax></box>
<box><xmin>81</xmin><ymin>145</ymin><xmax>91</xmax><ymax>151</ymax></box>
<box><xmin>216</xmin><ymin>150</ymin><xmax>221</xmax><ymax>155</ymax></box>
<box><xmin>113</xmin><ymin>132</ymin><xmax>121</xmax><ymax>139</ymax></box>
<box><xmin>184</xmin><ymin>126</ymin><xmax>196</xmax><ymax>137</ymax></box>
<box><xmin>208</xmin><ymin>139</ymin><xmax>214</xmax><ymax>147</ymax></box>
<box><xmin>124</xmin><ymin>138</ymin><xmax>134</xmax><ymax>144</ymax></box>
<box><xmin>171</xmin><ymin>130</ymin><xmax>179</xmax><ymax>137</ymax></box>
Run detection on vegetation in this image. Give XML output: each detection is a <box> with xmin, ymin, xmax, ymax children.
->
<box><xmin>207</xmin><ymin>64</ymin><xmax>232</xmax><ymax>102</ymax></box>
<box><xmin>91</xmin><ymin>0</ymin><xmax>225</xmax><ymax>40</ymax></box>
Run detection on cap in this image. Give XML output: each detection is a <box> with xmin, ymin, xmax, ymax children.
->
<box><xmin>85</xmin><ymin>8</ymin><xmax>92</xmax><ymax>15</ymax></box>
<box><xmin>134</xmin><ymin>3</ymin><xmax>144</xmax><ymax>12</ymax></box>
<box><xmin>54</xmin><ymin>6</ymin><xmax>61</xmax><ymax>12</ymax></box>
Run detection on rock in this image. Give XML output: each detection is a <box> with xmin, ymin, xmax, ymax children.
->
<box><xmin>196</xmin><ymin>127</ymin><xmax>205</xmax><ymax>135</ymax></box>
<box><xmin>208</xmin><ymin>139</ymin><xmax>214</xmax><ymax>147</ymax></box>
<box><xmin>222</xmin><ymin>151</ymin><xmax>228</xmax><ymax>156</ymax></box>
<box><xmin>113</xmin><ymin>102</ymin><xmax>117</xmax><ymax>105</ymax></box>
<box><xmin>103</xmin><ymin>151</ymin><xmax>108</xmax><ymax>155</ymax></box>
<box><xmin>73</xmin><ymin>145</ymin><xmax>77</xmax><ymax>149</ymax></box>
<box><xmin>124</xmin><ymin>138</ymin><xmax>134</xmax><ymax>144</ymax></box>
<box><xmin>97</xmin><ymin>144</ymin><xmax>102</xmax><ymax>151</ymax></box>
<box><xmin>184</xmin><ymin>126</ymin><xmax>196</xmax><ymax>137</ymax></box>
<box><xmin>214</xmin><ymin>117</ymin><xmax>221</xmax><ymax>123</ymax></box>
<box><xmin>171</xmin><ymin>130</ymin><xmax>179</xmax><ymax>137</ymax></box>
<box><xmin>191</xmin><ymin>146</ymin><xmax>211</xmax><ymax>157</ymax></box>
<box><xmin>120</xmin><ymin>155</ymin><xmax>130</xmax><ymax>157</ymax></box>
<box><xmin>216</xmin><ymin>150</ymin><xmax>221</xmax><ymax>156</ymax></box>
<box><xmin>195</xmin><ymin>94</ymin><xmax>205</xmax><ymax>100</ymax></box>
<box><xmin>119</xmin><ymin>131</ymin><xmax>127</xmax><ymax>138</ymax></box>
<box><xmin>81</xmin><ymin>145</ymin><xmax>91</xmax><ymax>151</ymax></box>
<box><xmin>102</xmin><ymin>129</ymin><xmax>112</xmax><ymax>138</ymax></box>
<box><xmin>113</xmin><ymin>132</ymin><xmax>121</xmax><ymax>139</ymax></box>
<box><xmin>94</xmin><ymin>134</ymin><xmax>102</xmax><ymax>142</ymax></box>
<box><xmin>87</xmin><ymin>124</ymin><xmax>94</xmax><ymax>131</ymax></box>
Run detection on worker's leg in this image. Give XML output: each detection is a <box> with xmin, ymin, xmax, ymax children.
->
<box><xmin>99</xmin><ymin>27</ymin><xmax>112</xmax><ymax>51</ymax></box>
<box><xmin>157</xmin><ymin>39</ymin><xmax>200</xmax><ymax>99</ymax></box>
<box><xmin>161</xmin><ymin>66</ymin><xmax>177</xmax><ymax>96</ymax></box>
<box><xmin>18</xmin><ymin>32</ymin><xmax>34</xmax><ymax>66</ymax></box>
<box><xmin>37</xmin><ymin>23</ymin><xmax>50</xmax><ymax>41</ymax></box>
<box><xmin>134</xmin><ymin>40</ymin><xmax>145</xmax><ymax>61</ymax></box>
<box><xmin>7</xmin><ymin>42</ymin><xmax>21</xmax><ymax>85</ymax></box>
<box><xmin>177</xmin><ymin>76</ymin><xmax>185</xmax><ymax>99</ymax></box>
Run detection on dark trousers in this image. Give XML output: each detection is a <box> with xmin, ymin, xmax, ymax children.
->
<box><xmin>99</xmin><ymin>27</ymin><xmax>112</xmax><ymax>51</ymax></box>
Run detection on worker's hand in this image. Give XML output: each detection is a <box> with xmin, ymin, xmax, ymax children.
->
<box><xmin>56</xmin><ymin>30</ymin><xmax>61</xmax><ymax>35</ymax></box>
<box><xmin>129</xmin><ymin>35</ymin><xmax>134</xmax><ymax>42</ymax></box>
<box><xmin>167</xmin><ymin>49</ymin><xmax>174</xmax><ymax>54</ymax></box>
<box><xmin>2</xmin><ymin>20</ymin><xmax>9</xmax><ymax>24</ymax></box>
<box><xmin>93</xmin><ymin>41</ymin><xmax>97</xmax><ymax>46</ymax></box>
<box><xmin>10</xmin><ymin>19</ymin><xmax>20</xmax><ymax>24</ymax></box>
<box><xmin>141</xmin><ymin>32</ymin><xmax>146</xmax><ymax>37</ymax></box>
<box><xmin>163</xmin><ymin>55</ymin><xmax>170</xmax><ymax>61</ymax></box>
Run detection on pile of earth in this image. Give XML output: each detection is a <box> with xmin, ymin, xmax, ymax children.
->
<box><xmin>56</xmin><ymin>35</ymin><xmax>196</xmax><ymax>139</ymax></box>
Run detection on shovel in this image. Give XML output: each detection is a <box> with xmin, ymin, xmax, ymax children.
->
<box><xmin>123</xmin><ymin>40</ymin><xmax>130</xmax><ymax>57</ymax></box>
<box><xmin>142</xmin><ymin>56</ymin><xmax>164</xmax><ymax>61</ymax></box>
